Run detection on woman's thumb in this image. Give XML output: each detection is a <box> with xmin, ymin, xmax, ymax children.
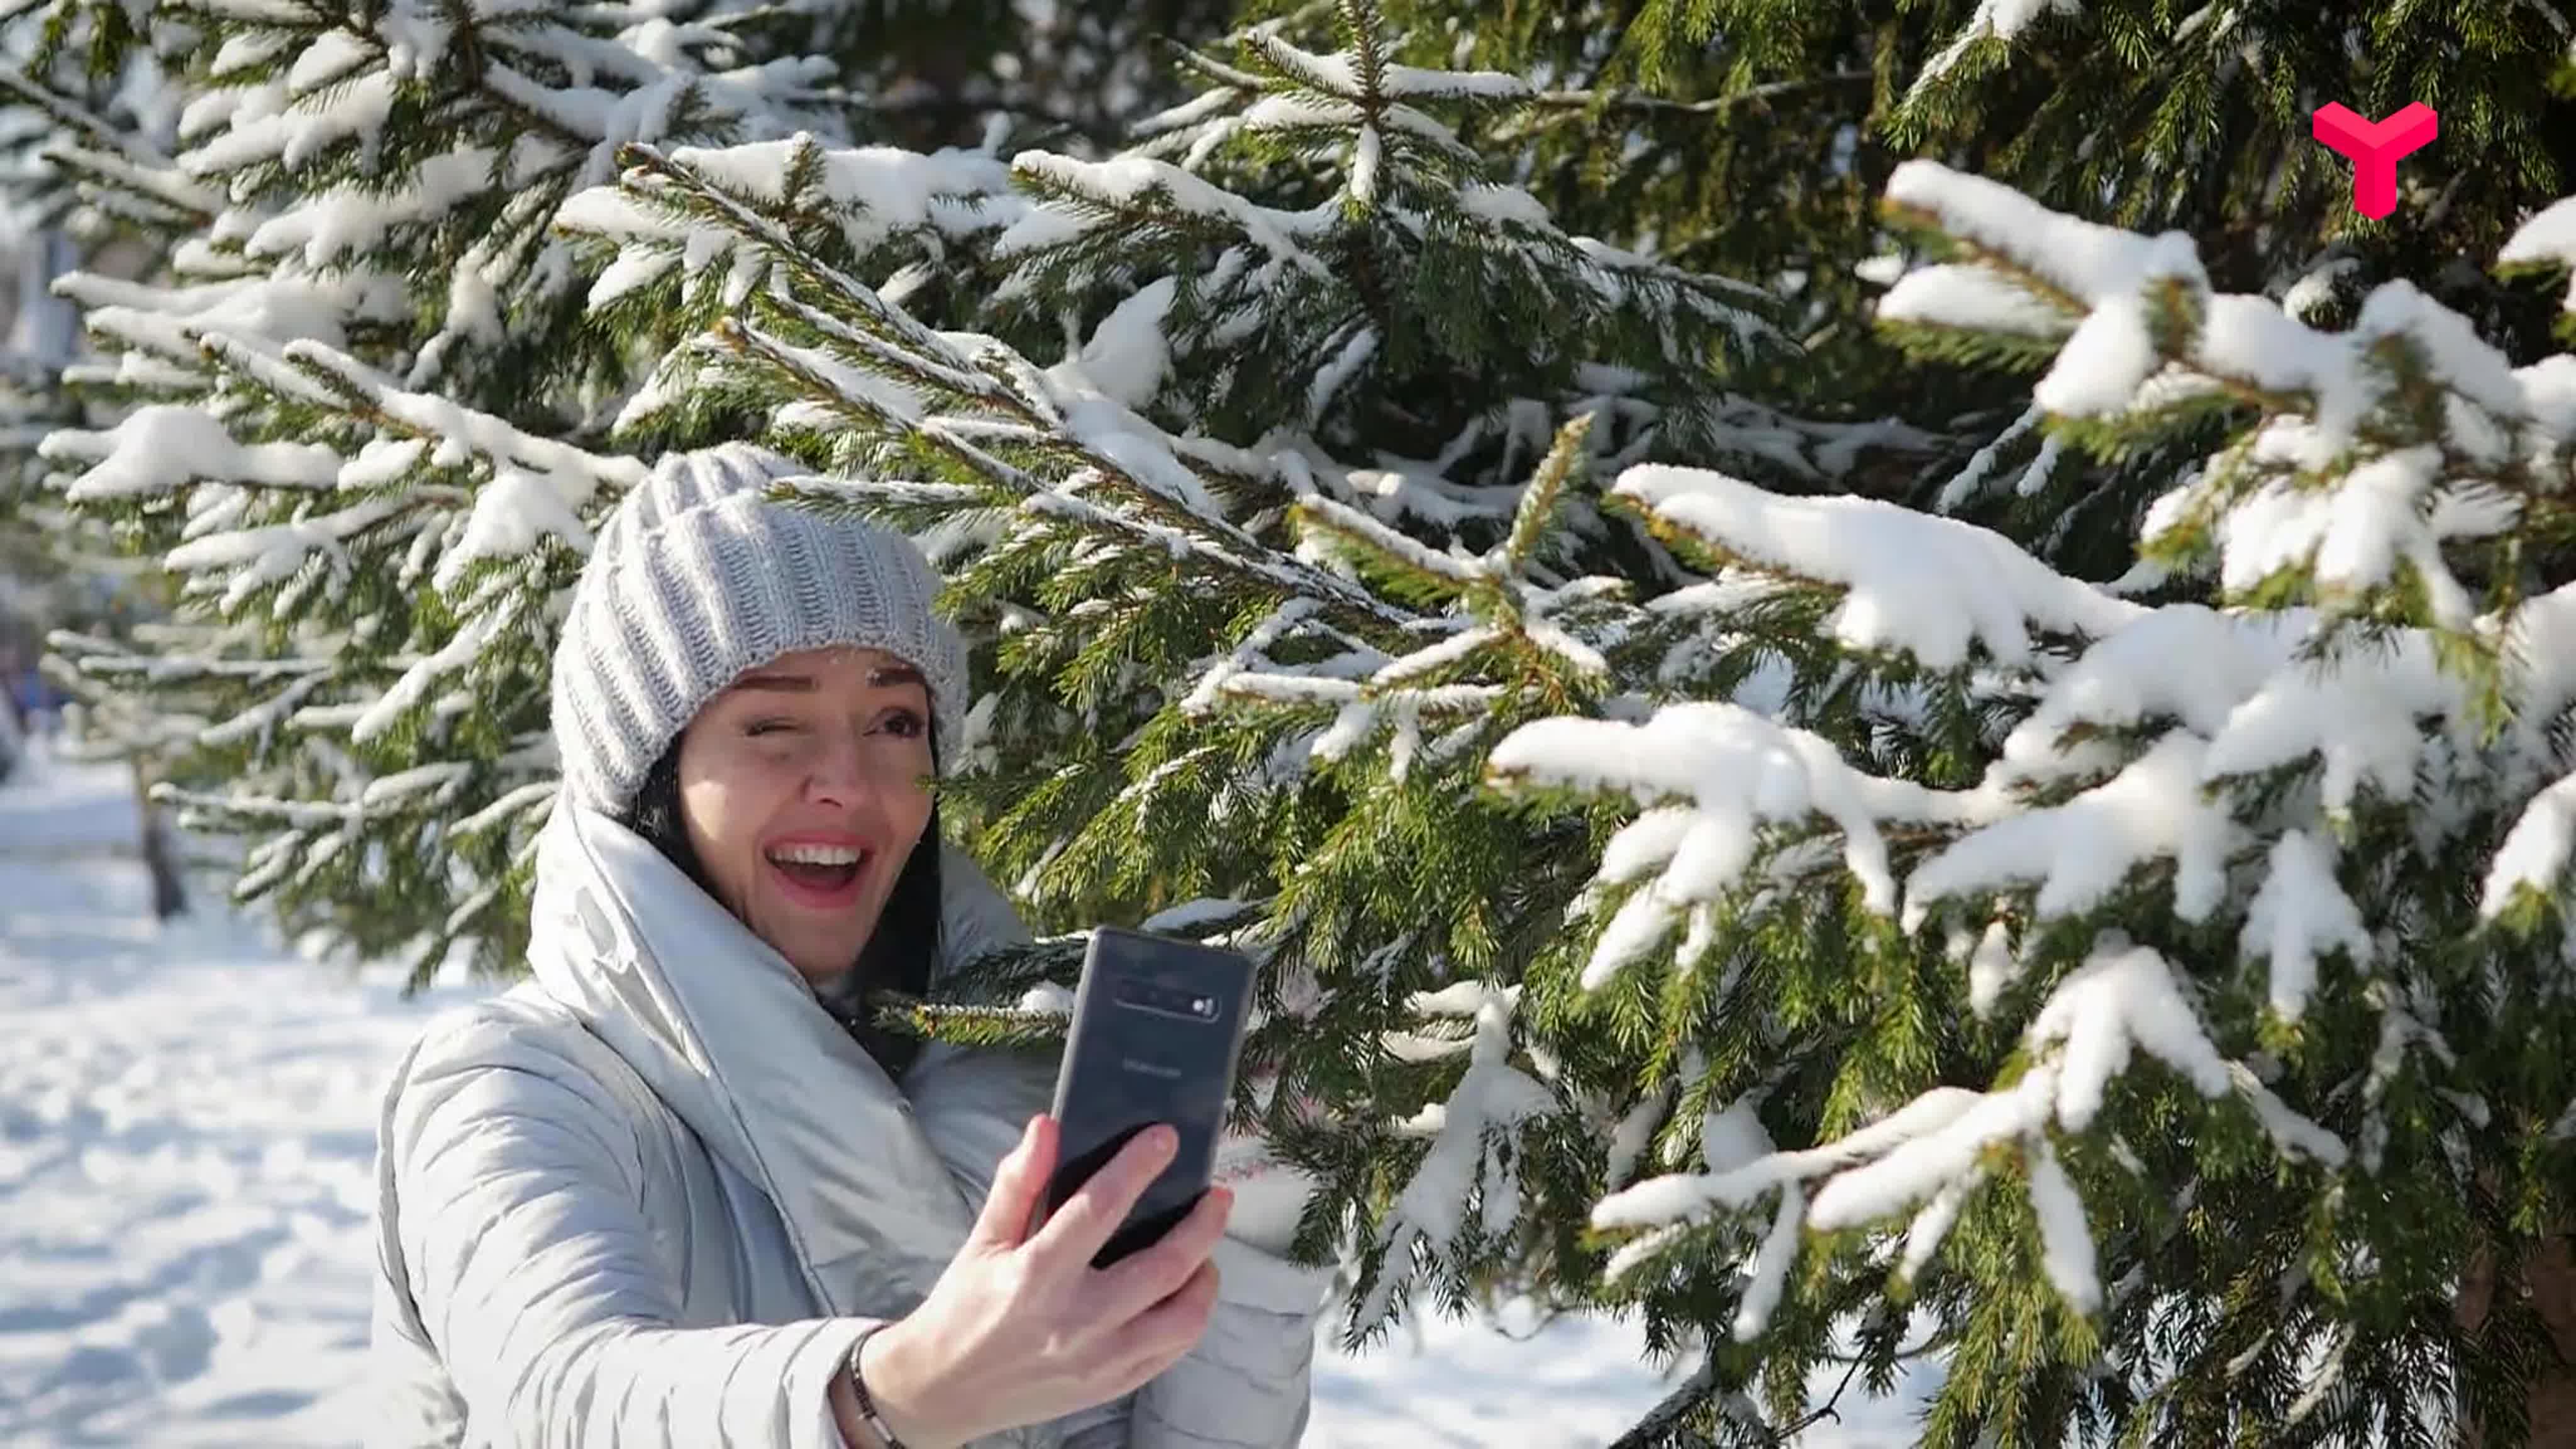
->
<box><xmin>970</xmin><ymin>1114</ymin><xmax>1054</xmax><ymax>1250</ymax></box>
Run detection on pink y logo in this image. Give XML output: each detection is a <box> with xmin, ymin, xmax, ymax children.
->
<box><xmin>2311</xmin><ymin>102</ymin><xmax>2438</xmax><ymax>219</ymax></box>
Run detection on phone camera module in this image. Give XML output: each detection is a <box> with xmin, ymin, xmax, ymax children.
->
<box><xmin>1111</xmin><ymin>974</ymin><xmax>1221</xmax><ymax>1023</ymax></box>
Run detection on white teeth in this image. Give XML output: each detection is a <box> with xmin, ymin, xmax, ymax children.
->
<box><xmin>769</xmin><ymin>844</ymin><xmax>862</xmax><ymax>866</ymax></box>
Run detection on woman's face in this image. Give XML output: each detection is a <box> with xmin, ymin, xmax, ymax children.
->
<box><xmin>674</xmin><ymin>645</ymin><xmax>936</xmax><ymax>986</ymax></box>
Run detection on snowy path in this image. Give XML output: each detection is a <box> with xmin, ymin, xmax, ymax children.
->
<box><xmin>0</xmin><ymin>750</ymin><xmax>1916</xmax><ymax>1446</ymax></box>
<box><xmin>0</xmin><ymin>754</ymin><xmax>466</xmax><ymax>1445</ymax></box>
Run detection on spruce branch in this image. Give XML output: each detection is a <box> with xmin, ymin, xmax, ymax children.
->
<box><xmin>0</xmin><ymin>60</ymin><xmax>145</xmax><ymax>157</ymax></box>
<box><xmin>1526</xmin><ymin>70</ymin><xmax>1877</xmax><ymax>118</ymax></box>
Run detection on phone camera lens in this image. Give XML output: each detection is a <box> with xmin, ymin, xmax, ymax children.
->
<box><xmin>1192</xmin><ymin>996</ymin><xmax>1214</xmax><ymax>1016</ymax></box>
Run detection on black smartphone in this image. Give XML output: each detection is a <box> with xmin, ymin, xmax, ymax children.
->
<box><xmin>1043</xmin><ymin>925</ymin><xmax>1255</xmax><ymax>1267</ymax></box>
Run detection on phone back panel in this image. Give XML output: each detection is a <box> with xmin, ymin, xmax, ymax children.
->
<box><xmin>1045</xmin><ymin>926</ymin><xmax>1254</xmax><ymax>1265</ymax></box>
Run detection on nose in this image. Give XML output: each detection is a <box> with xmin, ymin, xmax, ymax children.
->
<box><xmin>802</xmin><ymin>728</ymin><xmax>875</xmax><ymax>811</ymax></box>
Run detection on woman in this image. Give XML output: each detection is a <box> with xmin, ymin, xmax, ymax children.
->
<box><xmin>368</xmin><ymin>447</ymin><xmax>1326</xmax><ymax>1448</ymax></box>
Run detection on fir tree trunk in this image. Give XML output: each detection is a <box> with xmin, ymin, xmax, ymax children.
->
<box><xmin>131</xmin><ymin>758</ymin><xmax>186</xmax><ymax>921</ymax></box>
<box><xmin>2458</xmin><ymin>1229</ymin><xmax>2576</xmax><ymax>1447</ymax></box>
<box><xmin>2528</xmin><ymin>1235</ymin><xmax>2576</xmax><ymax>1448</ymax></box>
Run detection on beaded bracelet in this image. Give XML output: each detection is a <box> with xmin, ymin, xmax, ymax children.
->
<box><xmin>841</xmin><ymin>1323</ymin><xmax>910</xmax><ymax>1449</ymax></box>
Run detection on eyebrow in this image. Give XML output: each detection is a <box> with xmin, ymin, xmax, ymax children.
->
<box><xmin>725</xmin><ymin>664</ymin><xmax>924</xmax><ymax>696</ymax></box>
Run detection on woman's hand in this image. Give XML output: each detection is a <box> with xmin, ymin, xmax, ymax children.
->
<box><xmin>852</xmin><ymin>1114</ymin><xmax>1232</xmax><ymax>1449</ymax></box>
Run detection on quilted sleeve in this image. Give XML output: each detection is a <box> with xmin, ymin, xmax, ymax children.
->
<box><xmin>371</xmin><ymin>1004</ymin><xmax>874</xmax><ymax>1449</ymax></box>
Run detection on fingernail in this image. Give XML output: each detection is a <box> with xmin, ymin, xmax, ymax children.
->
<box><xmin>1154</xmin><ymin>1124</ymin><xmax>1179</xmax><ymax>1156</ymax></box>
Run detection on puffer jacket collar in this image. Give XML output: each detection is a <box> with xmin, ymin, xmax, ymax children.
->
<box><xmin>526</xmin><ymin>801</ymin><xmax>978</xmax><ymax>1318</ymax></box>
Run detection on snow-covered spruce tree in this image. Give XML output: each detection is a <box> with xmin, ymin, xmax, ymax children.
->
<box><xmin>567</xmin><ymin>8</ymin><xmax>2576</xmax><ymax>1448</ymax></box>
<box><xmin>27</xmin><ymin>0</ymin><xmax>818</xmax><ymax>972</ymax></box>
<box><xmin>25</xmin><ymin>0</ymin><xmax>1251</xmax><ymax>976</ymax></box>
<box><xmin>1542</xmin><ymin>167</ymin><xmax>2576</xmax><ymax>1445</ymax></box>
<box><xmin>29</xmin><ymin>0</ymin><xmax>1089</xmax><ymax>974</ymax></box>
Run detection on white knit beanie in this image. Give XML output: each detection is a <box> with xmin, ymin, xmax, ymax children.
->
<box><xmin>551</xmin><ymin>444</ymin><xmax>967</xmax><ymax>813</ymax></box>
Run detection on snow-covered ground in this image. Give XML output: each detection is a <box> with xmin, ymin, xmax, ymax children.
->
<box><xmin>0</xmin><ymin>747</ymin><xmax>1926</xmax><ymax>1446</ymax></box>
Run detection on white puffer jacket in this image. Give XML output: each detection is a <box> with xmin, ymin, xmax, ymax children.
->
<box><xmin>366</xmin><ymin>804</ymin><xmax>1326</xmax><ymax>1449</ymax></box>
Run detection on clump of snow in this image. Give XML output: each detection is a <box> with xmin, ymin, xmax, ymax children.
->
<box><xmin>1457</xmin><ymin>184</ymin><xmax>1552</xmax><ymax>230</ymax></box>
<box><xmin>1994</xmin><ymin>605</ymin><xmax>2302</xmax><ymax>781</ymax></box>
<box><xmin>2504</xmin><ymin>197</ymin><xmax>2576</xmax><ymax>312</ymax></box>
<box><xmin>2284</xmin><ymin>256</ymin><xmax>2362</xmax><ymax>321</ymax></box>
<box><xmin>2481</xmin><ymin>770</ymin><xmax>2576</xmax><ymax>919</ymax></box>
<box><xmin>2028</xmin><ymin>940</ymin><xmax>2230</xmax><ymax>1130</ymax></box>
<box><xmin>1490</xmin><ymin>704</ymin><xmax>1990</xmax><ymax>985</ymax></box>
<box><xmin>2240</xmin><ymin>830</ymin><xmax>2370</xmax><ymax>1021</ymax></box>
<box><xmin>1966</xmin><ymin>919</ymin><xmax>2021</xmax><ymax>1019</ymax></box>
<box><xmin>1906</xmin><ymin>734</ymin><xmax>2236</xmax><ymax>931</ymax></box>
<box><xmin>1733</xmin><ymin>1184</ymin><xmax>1806</xmax><ymax>1340</ymax></box>
<box><xmin>1699</xmin><ymin>1096</ymin><xmax>1773</xmax><ymax>1177</ymax></box>
<box><xmin>1804</xmin><ymin>1073</ymin><xmax>2056</xmax><ymax>1233</ymax></box>
<box><xmin>1879</xmin><ymin>264</ymin><xmax>2068</xmax><ymax>338</ymax></box>
<box><xmin>1072</xmin><ymin>278</ymin><xmax>1178</xmax><ymax>409</ymax></box>
<box><xmin>671</xmin><ymin>137</ymin><xmax>1019</xmax><ymax>250</ymax></box>
<box><xmin>45</xmin><ymin>405</ymin><xmax>340</xmax><ymax>501</ymax></box>
<box><xmin>183</xmin><ymin>69</ymin><xmax>399</xmax><ymax>176</ymax></box>
<box><xmin>1615</xmin><ymin>464</ymin><xmax>2146</xmax><ymax>669</ymax></box>
<box><xmin>2024</xmin><ymin>1141</ymin><xmax>2101</xmax><ymax>1313</ymax></box>
<box><xmin>1595</xmin><ymin>929</ymin><xmax>2345</xmax><ymax>1318</ymax></box>
<box><xmin>436</xmin><ymin>470</ymin><xmax>598</xmax><ymax>591</ymax></box>
<box><xmin>245</xmin><ymin>147</ymin><xmax>504</xmax><ymax>269</ymax></box>
<box><xmin>1602</xmin><ymin>1084</ymin><xmax>1674</xmax><ymax>1192</ymax></box>
<box><xmin>1358</xmin><ymin>984</ymin><xmax>1557</xmax><ymax>1330</ymax></box>
<box><xmin>2198</xmin><ymin>631</ymin><xmax>2451</xmax><ymax>818</ymax></box>
<box><xmin>2035</xmin><ymin>293</ymin><xmax>2165</xmax><ymax>416</ymax></box>
<box><xmin>1884</xmin><ymin>160</ymin><xmax>2199</xmax><ymax>308</ymax></box>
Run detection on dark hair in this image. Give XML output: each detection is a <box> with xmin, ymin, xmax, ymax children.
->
<box><xmin>620</xmin><ymin>735</ymin><xmax>943</xmax><ymax>1075</ymax></box>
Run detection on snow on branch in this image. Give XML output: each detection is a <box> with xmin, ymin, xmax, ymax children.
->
<box><xmin>2239</xmin><ymin>829</ymin><xmax>2372</xmax><ymax>1021</ymax></box>
<box><xmin>593</xmin><ymin>148</ymin><xmax>1450</xmax><ymax>650</ymax></box>
<box><xmin>1884</xmin><ymin>159</ymin><xmax>2195</xmax><ymax>323</ymax></box>
<box><xmin>2482</xmin><ymin>770</ymin><xmax>2576</xmax><ymax>923</ymax></box>
<box><xmin>1001</xmin><ymin>152</ymin><xmax>1335</xmax><ymax>271</ymax></box>
<box><xmin>242</xmin><ymin>145</ymin><xmax>519</xmax><ymax>270</ymax></box>
<box><xmin>1598</xmin><ymin>939</ymin><xmax>2343</xmax><ymax>1321</ymax></box>
<box><xmin>162</xmin><ymin>496</ymin><xmax>406</xmax><ymax>615</ymax></box>
<box><xmin>1245</xmin><ymin>35</ymin><xmax>1532</xmax><ymax>106</ymax></box>
<box><xmin>1904</xmin><ymin>734</ymin><xmax>2236</xmax><ymax>931</ymax></box>
<box><xmin>1230</xmin><ymin>31</ymin><xmax>1485</xmax><ymax>164</ymax></box>
<box><xmin>44</xmin><ymin>404</ymin><xmax>339</xmax><ymax>501</ymax></box>
<box><xmin>1879</xmin><ymin>263</ymin><xmax>2070</xmax><ymax>338</ymax></box>
<box><xmin>1491</xmin><ymin>704</ymin><xmax>1993</xmax><ymax>985</ymax></box>
<box><xmin>1989</xmin><ymin>605</ymin><xmax>2304</xmax><ymax>782</ymax></box>
<box><xmin>1617</xmin><ymin>462</ymin><xmax>2146</xmax><ymax>669</ymax></box>
<box><xmin>563</xmin><ymin>135</ymin><xmax>1021</xmax><ymax>310</ymax></box>
<box><xmin>2501</xmin><ymin>195</ymin><xmax>2576</xmax><ymax>314</ymax></box>
<box><xmin>1906</xmin><ymin>0</ymin><xmax>2085</xmax><ymax>107</ymax></box>
<box><xmin>579</xmin><ymin>142</ymin><xmax>1031</xmax><ymax>409</ymax></box>
<box><xmin>1889</xmin><ymin>161</ymin><xmax>2574</xmax><ymax>480</ymax></box>
<box><xmin>59</xmin><ymin>268</ymin><xmax>402</xmax><ymax>379</ymax></box>
<box><xmin>1357</xmin><ymin>982</ymin><xmax>1558</xmax><ymax>1330</ymax></box>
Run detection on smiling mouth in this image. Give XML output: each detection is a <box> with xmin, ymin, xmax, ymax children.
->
<box><xmin>765</xmin><ymin>843</ymin><xmax>869</xmax><ymax>901</ymax></box>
